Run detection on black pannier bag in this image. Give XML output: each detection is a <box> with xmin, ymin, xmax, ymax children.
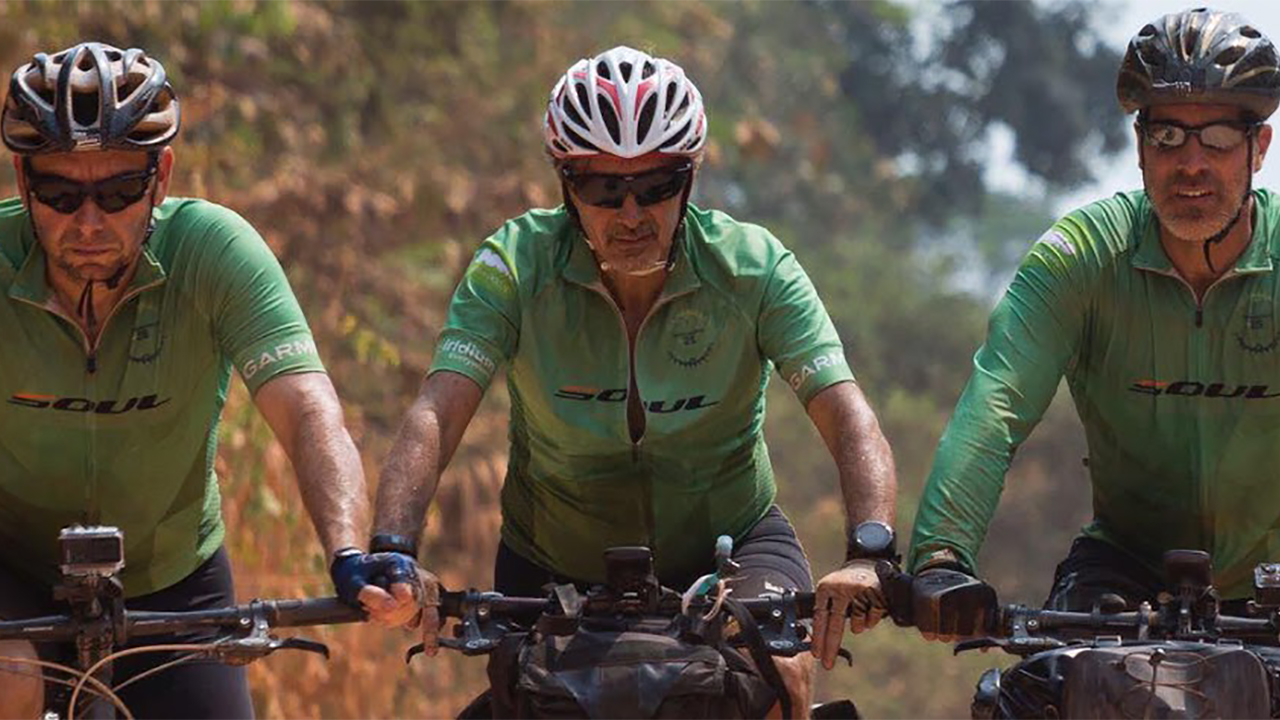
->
<box><xmin>985</xmin><ymin>642</ymin><xmax>1272</xmax><ymax>719</ymax></box>
<box><xmin>485</xmin><ymin>615</ymin><xmax>777</xmax><ymax>719</ymax></box>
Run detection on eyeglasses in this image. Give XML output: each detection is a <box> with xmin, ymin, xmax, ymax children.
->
<box><xmin>561</xmin><ymin>162</ymin><xmax>693</xmax><ymax>209</ymax></box>
<box><xmin>24</xmin><ymin>164</ymin><xmax>157</xmax><ymax>214</ymax></box>
<box><xmin>1138</xmin><ymin>120</ymin><xmax>1259</xmax><ymax>151</ymax></box>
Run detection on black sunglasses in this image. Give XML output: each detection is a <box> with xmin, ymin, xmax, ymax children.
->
<box><xmin>1138</xmin><ymin>120</ymin><xmax>1259</xmax><ymax>151</ymax></box>
<box><xmin>561</xmin><ymin>162</ymin><xmax>693</xmax><ymax>209</ymax></box>
<box><xmin>24</xmin><ymin>161</ymin><xmax>158</xmax><ymax>214</ymax></box>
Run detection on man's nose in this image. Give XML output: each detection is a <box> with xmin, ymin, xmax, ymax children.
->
<box><xmin>616</xmin><ymin>193</ymin><xmax>646</xmax><ymax>224</ymax></box>
<box><xmin>72</xmin><ymin>195</ymin><xmax>107</xmax><ymax>233</ymax></box>
<box><xmin>1174</xmin><ymin>134</ymin><xmax>1213</xmax><ymax>174</ymax></box>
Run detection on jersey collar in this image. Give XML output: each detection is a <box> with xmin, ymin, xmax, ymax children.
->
<box><xmin>7</xmin><ymin>220</ymin><xmax>167</xmax><ymax>308</ymax></box>
<box><xmin>562</xmin><ymin>209</ymin><xmax>702</xmax><ymax>300</ymax></box>
<box><xmin>1132</xmin><ymin>189</ymin><xmax>1275</xmax><ymax>275</ymax></box>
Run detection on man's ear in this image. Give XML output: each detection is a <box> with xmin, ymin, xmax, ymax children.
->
<box><xmin>1254</xmin><ymin>124</ymin><xmax>1272</xmax><ymax>173</ymax></box>
<box><xmin>153</xmin><ymin>146</ymin><xmax>176</xmax><ymax>206</ymax></box>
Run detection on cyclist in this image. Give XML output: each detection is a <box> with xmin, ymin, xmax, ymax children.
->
<box><xmin>0</xmin><ymin>43</ymin><xmax>375</xmax><ymax>718</ymax></box>
<box><xmin>906</xmin><ymin>8</ymin><xmax>1280</xmax><ymax>641</ymax></box>
<box><xmin>356</xmin><ymin>46</ymin><xmax>898</xmax><ymax>716</ymax></box>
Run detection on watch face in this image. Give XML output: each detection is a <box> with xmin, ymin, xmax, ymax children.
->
<box><xmin>856</xmin><ymin>521</ymin><xmax>894</xmax><ymax>554</ymax></box>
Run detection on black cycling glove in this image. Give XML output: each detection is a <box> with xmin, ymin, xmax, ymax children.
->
<box><xmin>911</xmin><ymin>567</ymin><xmax>997</xmax><ymax>638</ymax></box>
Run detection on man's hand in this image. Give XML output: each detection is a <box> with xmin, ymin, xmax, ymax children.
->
<box><xmin>811</xmin><ymin>559</ymin><xmax>886</xmax><ymax>669</ymax></box>
<box><xmin>912</xmin><ymin>567</ymin><xmax>997</xmax><ymax>642</ymax></box>
<box><xmin>330</xmin><ymin>551</ymin><xmax>443</xmax><ymax>652</ymax></box>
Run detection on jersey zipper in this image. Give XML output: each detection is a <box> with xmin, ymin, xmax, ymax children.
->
<box><xmin>11</xmin><ymin>279</ymin><xmax>164</xmax><ymax>521</ymax></box>
<box><xmin>1133</xmin><ymin>263</ymin><xmax>1264</xmax><ymax>553</ymax></box>
<box><xmin>582</xmin><ymin>276</ymin><xmax>697</xmax><ymax>551</ymax></box>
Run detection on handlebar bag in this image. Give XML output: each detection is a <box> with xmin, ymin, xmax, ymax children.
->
<box><xmin>486</xmin><ymin>619</ymin><xmax>776</xmax><ymax>719</ymax></box>
<box><xmin>993</xmin><ymin>642</ymin><xmax>1270</xmax><ymax>718</ymax></box>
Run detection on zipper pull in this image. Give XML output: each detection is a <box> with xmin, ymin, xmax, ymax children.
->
<box><xmin>86</xmin><ymin>353</ymin><xmax>97</xmax><ymax>374</ymax></box>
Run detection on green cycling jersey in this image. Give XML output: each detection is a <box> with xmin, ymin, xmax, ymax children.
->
<box><xmin>0</xmin><ymin>197</ymin><xmax>325</xmax><ymax>596</ymax></box>
<box><xmin>431</xmin><ymin>204</ymin><xmax>853</xmax><ymax>584</ymax></box>
<box><xmin>910</xmin><ymin>189</ymin><xmax>1280</xmax><ymax>599</ymax></box>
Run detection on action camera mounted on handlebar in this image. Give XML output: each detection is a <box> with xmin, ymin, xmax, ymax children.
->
<box><xmin>58</xmin><ymin>526</ymin><xmax>124</xmax><ymax>578</ymax></box>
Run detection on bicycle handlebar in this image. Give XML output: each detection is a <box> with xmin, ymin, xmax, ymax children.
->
<box><xmin>0</xmin><ymin>596</ymin><xmax>365</xmax><ymax>643</ymax></box>
<box><xmin>436</xmin><ymin>589</ymin><xmax>818</xmax><ymax>621</ymax></box>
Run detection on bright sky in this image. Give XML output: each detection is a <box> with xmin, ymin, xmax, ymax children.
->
<box><xmin>1041</xmin><ymin>1</ymin><xmax>1280</xmax><ymax>213</ymax></box>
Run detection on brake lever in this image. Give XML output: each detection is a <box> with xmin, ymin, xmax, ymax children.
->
<box><xmin>407</xmin><ymin>591</ymin><xmax>510</xmax><ymax>662</ymax></box>
<box><xmin>954</xmin><ymin>635</ymin><xmax>1067</xmax><ymax>656</ymax></box>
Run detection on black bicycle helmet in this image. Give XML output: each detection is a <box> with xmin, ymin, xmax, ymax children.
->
<box><xmin>2</xmin><ymin>42</ymin><xmax>179</xmax><ymax>155</ymax></box>
<box><xmin>1117</xmin><ymin>7</ymin><xmax>1280</xmax><ymax>119</ymax></box>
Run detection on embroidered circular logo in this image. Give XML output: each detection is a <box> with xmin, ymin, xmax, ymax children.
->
<box><xmin>128</xmin><ymin>322</ymin><xmax>164</xmax><ymax>363</ymax></box>
<box><xmin>1238</xmin><ymin>294</ymin><xmax>1278</xmax><ymax>354</ymax></box>
<box><xmin>665</xmin><ymin>308</ymin><xmax>716</xmax><ymax>368</ymax></box>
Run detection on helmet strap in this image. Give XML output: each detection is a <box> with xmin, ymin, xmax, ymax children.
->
<box><xmin>1201</xmin><ymin>133</ymin><xmax>1256</xmax><ymax>273</ymax></box>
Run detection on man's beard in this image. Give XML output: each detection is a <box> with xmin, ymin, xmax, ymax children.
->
<box><xmin>1150</xmin><ymin>179</ymin><xmax>1249</xmax><ymax>244</ymax></box>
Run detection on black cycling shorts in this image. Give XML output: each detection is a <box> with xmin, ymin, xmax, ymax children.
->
<box><xmin>494</xmin><ymin>504</ymin><xmax>814</xmax><ymax>598</ymax></box>
<box><xmin>1044</xmin><ymin>536</ymin><xmax>1250</xmax><ymax>615</ymax></box>
<box><xmin>0</xmin><ymin>546</ymin><xmax>255</xmax><ymax>719</ymax></box>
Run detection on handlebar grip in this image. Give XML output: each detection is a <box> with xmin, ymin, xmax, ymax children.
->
<box><xmin>268</xmin><ymin>597</ymin><xmax>367</xmax><ymax>627</ymax></box>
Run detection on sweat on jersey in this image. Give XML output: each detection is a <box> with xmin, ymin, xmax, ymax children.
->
<box><xmin>910</xmin><ymin>189</ymin><xmax>1280</xmax><ymax>599</ymax></box>
<box><xmin>0</xmin><ymin>197</ymin><xmax>325</xmax><ymax>597</ymax></box>
<box><xmin>430</xmin><ymin>205</ymin><xmax>854</xmax><ymax>585</ymax></box>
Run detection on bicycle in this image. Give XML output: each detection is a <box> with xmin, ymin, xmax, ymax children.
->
<box><xmin>0</xmin><ymin>525</ymin><xmax>365</xmax><ymax>719</ymax></box>
<box><xmin>955</xmin><ymin>550</ymin><xmax>1280</xmax><ymax>718</ymax></box>
<box><xmin>413</xmin><ymin>540</ymin><xmax>861</xmax><ymax>719</ymax></box>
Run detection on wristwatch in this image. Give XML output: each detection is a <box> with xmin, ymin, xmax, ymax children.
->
<box><xmin>370</xmin><ymin>533</ymin><xmax>418</xmax><ymax>559</ymax></box>
<box><xmin>845</xmin><ymin>520</ymin><xmax>899</xmax><ymax>563</ymax></box>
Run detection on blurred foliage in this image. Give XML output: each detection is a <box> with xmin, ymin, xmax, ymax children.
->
<box><xmin>0</xmin><ymin>0</ymin><xmax>1125</xmax><ymax>716</ymax></box>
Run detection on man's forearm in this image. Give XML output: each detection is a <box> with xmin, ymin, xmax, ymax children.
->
<box><xmin>291</xmin><ymin>404</ymin><xmax>369</xmax><ymax>558</ymax></box>
<box><xmin>255</xmin><ymin>373</ymin><xmax>369</xmax><ymax>559</ymax></box>
<box><xmin>373</xmin><ymin>371</ymin><xmax>485</xmax><ymax>546</ymax></box>
<box><xmin>835</xmin><ymin>423</ymin><xmax>896</xmax><ymax>527</ymax></box>
<box><xmin>374</xmin><ymin>398</ymin><xmax>444</xmax><ymax>542</ymax></box>
<box><xmin>808</xmin><ymin>381</ymin><xmax>897</xmax><ymax>528</ymax></box>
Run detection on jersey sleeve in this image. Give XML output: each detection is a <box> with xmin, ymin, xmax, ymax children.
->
<box><xmin>758</xmin><ymin>250</ymin><xmax>855</xmax><ymax>405</ymax></box>
<box><xmin>189</xmin><ymin>205</ymin><xmax>325</xmax><ymax>394</ymax></box>
<box><xmin>908</xmin><ymin>225</ymin><xmax>1092</xmax><ymax>573</ymax></box>
<box><xmin>428</xmin><ymin>236</ymin><xmax>521</xmax><ymax>390</ymax></box>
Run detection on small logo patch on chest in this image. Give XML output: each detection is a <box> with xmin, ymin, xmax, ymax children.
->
<box><xmin>1238</xmin><ymin>294</ymin><xmax>1278</xmax><ymax>354</ymax></box>
<box><xmin>129</xmin><ymin>322</ymin><xmax>164</xmax><ymax>363</ymax></box>
<box><xmin>665</xmin><ymin>308</ymin><xmax>716</xmax><ymax>368</ymax></box>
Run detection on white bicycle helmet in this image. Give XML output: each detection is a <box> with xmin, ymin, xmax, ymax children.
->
<box><xmin>544</xmin><ymin>46</ymin><xmax>706</xmax><ymax>159</ymax></box>
<box><xmin>2</xmin><ymin>42</ymin><xmax>179</xmax><ymax>155</ymax></box>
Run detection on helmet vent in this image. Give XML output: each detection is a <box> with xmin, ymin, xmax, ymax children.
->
<box><xmin>659</xmin><ymin>120</ymin><xmax>689</xmax><ymax>150</ymax></box>
<box><xmin>596</xmin><ymin>61</ymin><xmax>612</xmax><ymax>80</ymax></box>
<box><xmin>599</xmin><ymin>97</ymin><xmax>621</xmax><ymax>144</ymax></box>
<box><xmin>71</xmin><ymin>92</ymin><xmax>100</xmax><ymax>127</ymax></box>
<box><xmin>75</xmin><ymin>52</ymin><xmax>95</xmax><ymax>72</ymax></box>
<box><xmin>1139</xmin><ymin>24</ymin><xmax>1157</xmax><ymax>37</ymax></box>
<box><xmin>572</xmin><ymin>84</ymin><xmax>592</xmax><ymax>120</ymax></box>
<box><xmin>1242</xmin><ymin>26</ymin><xmax>1262</xmax><ymax>39</ymax></box>
<box><xmin>619</xmin><ymin>61</ymin><xmax>633</xmax><ymax>82</ymax></box>
<box><xmin>1216</xmin><ymin>46</ymin><xmax>1246</xmax><ymax>67</ymax></box>
<box><xmin>564</xmin><ymin>126</ymin><xmax>598</xmax><ymax>153</ymax></box>
<box><xmin>641</xmin><ymin>61</ymin><xmax>656</xmax><ymax>79</ymax></box>
<box><xmin>664</xmin><ymin>84</ymin><xmax>678</xmax><ymax>112</ymax></box>
<box><xmin>637</xmin><ymin>94</ymin><xmax>657</xmax><ymax>140</ymax></box>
